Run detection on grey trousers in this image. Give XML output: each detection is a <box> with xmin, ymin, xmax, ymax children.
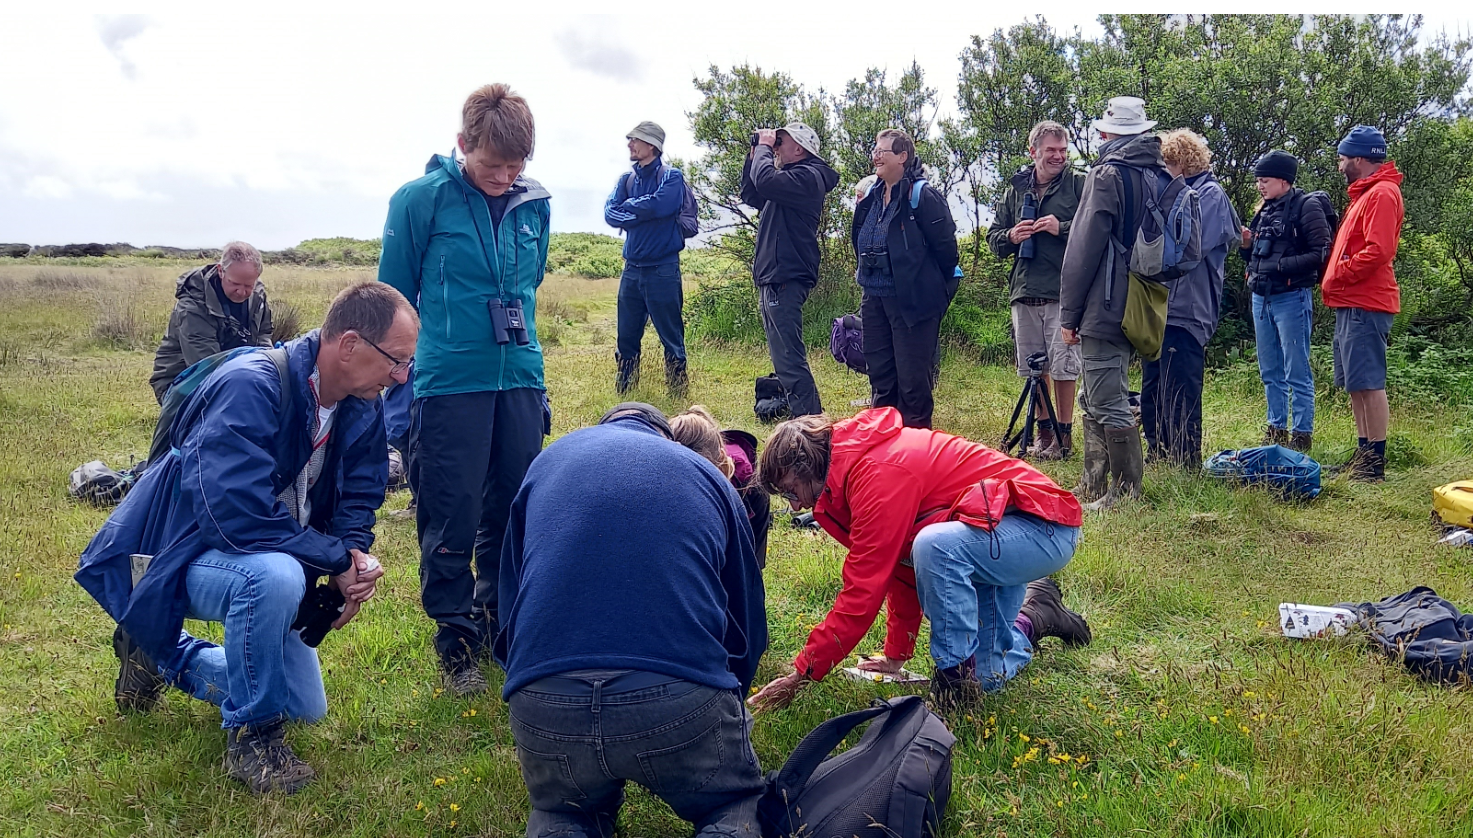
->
<box><xmin>1079</xmin><ymin>336</ymin><xmax>1135</xmax><ymax>429</ymax></box>
<box><xmin>759</xmin><ymin>281</ymin><xmax>823</xmax><ymax>416</ymax></box>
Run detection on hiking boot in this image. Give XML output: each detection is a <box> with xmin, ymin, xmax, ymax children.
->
<box><xmin>113</xmin><ymin>625</ymin><xmax>166</xmax><ymax>714</ymax></box>
<box><xmin>1071</xmin><ymin>415</ymin><xmax>1109</xmax><ymax>501</ymax></box>
<box><xmin>1019</xmin><ymin>578</ymin><xmax>1092</xmax><ymax>647</ymax></box>
<box><xmin>442</xmin><ymin>661</ymin><xmax>489</xmax><ymax>697</ymax></box>
<box><xmin>928</xmin><ymin>655</ymin><xmax>982</xmax><ymax>712</ymax></box>
<box><xmin>1056</xmin><ymin>425</ymin><xmax>1073</xmax><ymax>460</ymax></box>
<box><xmin>614</xmin><ymin>353</ymin><xmax>641</xmax><ymax>395</ymax></box>
<box><xmin>1085</xmin><ymin>424</ymin><xmax>1144</xmax><ymax>512</ymax></box>
<box><xmin>1349</xmin><ymin>450</ymin><xmax>1386</xmax><ymax>483</ymax></box>
<box><xmin>1262</xmin><ymin>425</ymin><xmax>1289</xmax><ymax>447</ymax></box>
<box><xmin>1030</xmin><ymin>424</ymin><xmax>1064</xmax><ymax>461</ymax></box>
<box><xmin>1327</xmin><ymin>445</ymin><xmax>1370</xmax><ymax>477</ymax></box>
<box><xmin>1288</xmin><ymin>431</ymin><xmax>1313</xmax><ymax>453</ymax></box>
<box><xmin>664</xmin><ymin>355</ymin><xmax>689</xmax><ymax>397</ymax></box>
<box><xmin>224</xmin><ymin>721</ymin><xmax>316</xmax><ymax>795</ymax></box>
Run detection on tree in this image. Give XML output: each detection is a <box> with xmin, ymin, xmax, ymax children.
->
<box><xmin>829</xmin><ymin>63</ymin><xmax>944</xmax><ymax>191</ymax></box>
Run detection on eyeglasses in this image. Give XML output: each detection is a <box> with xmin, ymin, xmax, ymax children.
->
<box><xmin>358</xmin><ymin>333</ymin><xmax>411</xmax><ymax>376</ymax></box>
<box><xmin>871</xmin><ymin>146</ymin><xmax>897</xmax><ymax>158</ymax></box>
<box><xmin>779</xmin><ymin>490</ymin><xmax>801</xmax><ymax>504</ymax></box>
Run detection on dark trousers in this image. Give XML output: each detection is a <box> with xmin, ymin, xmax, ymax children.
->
<box><xmin>509</xmin><ymin>674</ymin><xmax>764</xmax><ymax>838</ymax></box>
<box><xmin>1140</xmin><ymin>325</ymin><xmax>1206</xmax><ymax>466</ymax></box>
<box><xmin>411</xmin><ymin>388</ymin><xmax>544</xmax><ymax>666</ymax></box>
<box><xmin>616</xmin><ymin>261</ymin><xmax>686</xmax><ymax>362</ymax></box>
<box><xmin>758</xmin><ymin>281</ymin><xmax>822</xmax><ymax>416</ymax></box>
<box><xmin>862</xmin><ymin>294</ymin><xmax>941</xmax><ymax>428</ymax></box>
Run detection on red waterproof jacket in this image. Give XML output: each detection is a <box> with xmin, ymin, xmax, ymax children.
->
<box><xmin>795</xmin><ymin>408</ymin><xmax>1082</xmax><ymax>680</ymax></box>
<box><xmin>1323</xmin><ymin>162</ymin><xmax>1404</xmax><ymax>314</ymax></box>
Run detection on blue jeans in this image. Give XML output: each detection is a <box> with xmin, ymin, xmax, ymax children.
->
<box><xmin>508</xmin><ymin>673</ymin><xmax>764</xmax><ymax>838</ymax></box>
<box><xmin>168</xmin><ymin>549</ymin><xmax>326</xmax><ymax>729</ymax></box>
<box><xmin>912</xmin><ymin>515</ymin><xmax>1080</xmax><ymax>691</ymax></box>
<box><xmin>616</xmin><ymin>261</ymin><xmax>686</xmax><ymax>362</ymax></box>
<box><xmin>1252</xmin><ymin>289</ymin><xmax>1314</xmax><ymax>434</ymax></box>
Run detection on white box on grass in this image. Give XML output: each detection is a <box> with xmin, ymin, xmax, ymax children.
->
<box><xmin>1278</xmin><ymin>603</ymin><xmax>1357</xmax><ymax>639</ymax></box>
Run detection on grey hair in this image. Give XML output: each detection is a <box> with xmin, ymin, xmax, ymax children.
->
<box><xmin>219</xmin><ymin>241</ymin><xmax>263</xmax><ymax>274</ymax></box>
<box><xmin>1028</xmin><ymin>120</ymin><xmax>1070</xmax><ymax>151</ymax></box>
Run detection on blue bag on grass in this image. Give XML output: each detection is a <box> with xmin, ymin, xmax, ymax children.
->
<box><xmin>1203</xmin><ymin>444</ymin><xmax>1321</xmax><ymax>500</ymax></box>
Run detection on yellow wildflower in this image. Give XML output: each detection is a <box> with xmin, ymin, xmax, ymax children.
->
<box><xmin>434</xmin><ymin>778</ymin><xmax>447</xmax><ymax>787</ymax></box>
<box><xmin>450</xmin><ymin>803</ymin><xmax>460</xmax><ymax>812</ymax></box>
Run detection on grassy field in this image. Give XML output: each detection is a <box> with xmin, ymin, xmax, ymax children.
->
<box><xmin>1</xmin><ymin>261</ymin><xmax>1471</xmax><ymax>837</ymax></box>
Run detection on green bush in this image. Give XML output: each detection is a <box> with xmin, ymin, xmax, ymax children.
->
<box><xmin>1385</xmin><ymin>335</ymin><xmax>1473</xmax><ymax>405</ymax></box>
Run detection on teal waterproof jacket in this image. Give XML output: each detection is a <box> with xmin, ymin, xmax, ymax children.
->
<box><xmin>378</xmin><ymin>154</ymin><xmax>552</xmax><ymax>398</ymax></box>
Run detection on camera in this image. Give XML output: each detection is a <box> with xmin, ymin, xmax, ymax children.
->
<box><xmin>859</xmin><ymin>250</ymin><xmax>891</xmax><ymax>274</ymax></box>
<box><xmin>1025</xmin><ymin>350</ymin><xmax>1049</xmax><ymax>374</ymax></box>
<box><xmin>489</xmin><ymin>298</ymin><xmax>530</xmax><ymax>346</ymax></box>
<box><xmin>1019</xmin><ymin>192</ymin><xmax>1038</xmax><ymax>260</ymax></box>
<box><xmin>292</xmin><ymin>582</ymin><xmax>346</xmax><ymax>648</ymax></box>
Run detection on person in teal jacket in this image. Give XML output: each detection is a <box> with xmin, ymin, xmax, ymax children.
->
<box><xmin>377</xmin><ymin>83</ymin><xmax>551</xmax><ymax>696</ymax></box>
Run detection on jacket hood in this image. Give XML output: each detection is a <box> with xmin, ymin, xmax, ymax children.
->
<box><xmin>1097</xmin><ymin>132</ymin><xmax>1163</xmax><ymax>169</ymax></box>
<box><xmin>430</xmin><ymin>153</ymin><xmax>551</xmax><ymax>207</ymax></box>
<box><xmin>1348</xmin><ymin>161</ymin><xmax>1403</xmax><ymax>201</ymax></box>
<box><xmin>826</xmin><ymin>407</ymin><xmax>905</xmax><ymax>493</ymax></box>
<box><xmin>793</xmin><ymin>154</ymin><xmax>841</xmax><ymax>192</ymax></box>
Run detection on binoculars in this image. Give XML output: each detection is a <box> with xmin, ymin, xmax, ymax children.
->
<box><xmin>1019</xmin><ymin>192</ymin><xmax>1038</xmax><ymax>260</ymax></box>
<box><xmin>489</xmin><ymin>298</ymin><xmax>530</xmax><ymax>346</ymax></box>
<box><xmin>750</xmin><ymin>132</ymin><xmax>785</xmax><ymax>149</ymax></box>
<box><xmin>859</xmin><ymin>250</ymin><xmax>891</xmax><ymax>274</ymax></box>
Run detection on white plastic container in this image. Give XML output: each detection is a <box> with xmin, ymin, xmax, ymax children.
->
<box><xmin>1278</xmin><ymin>603</ymin><xmax>1357</xmax><ymax>639</ymax></box>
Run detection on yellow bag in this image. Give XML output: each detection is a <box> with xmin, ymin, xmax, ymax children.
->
<box><xmin>1121</xmin><ymin>272</ymin><xmax>1169</xmax><ymax>361</ymax></box>
<box><xmin>1433</xmin><ymin>481</ymin><xmax>1473</xmax><ymax>528</ymax></box>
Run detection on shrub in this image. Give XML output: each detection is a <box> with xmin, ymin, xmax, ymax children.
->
<box><xmin>271</xmin><ymin>300</ymin><xmax>305</xmax><ymax>343</ymax></box>
<box><xmin>91</xmin><ymin>291</ymin><xmax>158</xmax><ymax>350</ymax></box>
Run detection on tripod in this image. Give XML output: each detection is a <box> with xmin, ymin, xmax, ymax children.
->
<box><xmin>1002</xmin><ymin>352</ymin><xmax>1059</xmax><ymax>459</ymax></box>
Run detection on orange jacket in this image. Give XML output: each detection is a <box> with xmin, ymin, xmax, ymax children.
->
<box><xmin>1323</xmin><ymin>162</ymin><xmax>1404</xmax><ymax>314</ymax></box>
<box><xmin>795</xmin><ymin>408</ymin><xmax>1082</xmax><ymax>680</ymax></box>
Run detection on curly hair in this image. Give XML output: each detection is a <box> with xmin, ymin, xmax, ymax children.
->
<box><xmin>1158</xmin><ymin>129</ymin><xmax>1212</xmax><ymax>177</ymax></box>
<box><xmin>669</xmin><ymin>406</ymin><xmax>734</xmax><ymax>479</ymax></box>
<box><xmin>757</xmin><ymin>415</ymin><xmax>833</xmax><ymax>495</ymax></box>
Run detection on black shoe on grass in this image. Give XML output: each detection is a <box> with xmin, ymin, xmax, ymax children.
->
<box><xmin>1019</xmin><ymin>578</ymin><xmax>1092</xmax><ymax>647</ymax></box>
<box><xmin>113</xmin><ymin>626</ymin><xmax>166</xmax><ymax>714</ymax></box>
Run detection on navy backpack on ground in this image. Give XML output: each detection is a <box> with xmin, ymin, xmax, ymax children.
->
<box><xmin>1341</xmin><ymin>587</ymin><xmax>1473</xmax><ymax>685</ymax></box>
<box><xmin>1203</xmin><ymin>444</ymin><xmax>1321</xmax><ymax>500</ymax></box>
<box><xmin>830</xmin><ymin>313</ymin><xmax>867</xmax><ymax>375</ymax></box>
<box><xmin>758</xmin><ymin>695</ymin><xmax>955</xmax><ymax>838</ymax></box>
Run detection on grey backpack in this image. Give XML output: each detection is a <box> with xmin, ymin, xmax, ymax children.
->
<box><xmin>758</xmin><ymin>695</ymin><xmax>955</xmax><ymax>838</ymax></box>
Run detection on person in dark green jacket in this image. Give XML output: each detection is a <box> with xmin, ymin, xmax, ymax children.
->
<box><xmin>987</xmin><ymin>121</ymin><xmax>1086</xmax><ymax>460</ymax></box>
<box><xmin>377</xmin><ymin>83</ymin><xmax>551</xmax><ymax>697</ymax></box>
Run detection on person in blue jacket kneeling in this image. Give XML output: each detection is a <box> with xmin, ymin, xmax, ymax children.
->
<box><xmin>75</xmin><ymin>282</ymin><xmax>417</xmax><ymax>794</ymax></box>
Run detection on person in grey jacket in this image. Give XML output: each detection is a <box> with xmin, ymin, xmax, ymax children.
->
<box><xmin>149</xmin><ymin>241</ymin><xmax>273</xmax><ymax>403</ymax></box>
<box><xmin>1141</xmin><ymin>130</ymin><xmax>1241</xmax><ymax>468</ymax></box>
<box><xmin>1058</xmin><ymin>97</ymin><xmax>1161</xmax><ymax>510</ymax></box>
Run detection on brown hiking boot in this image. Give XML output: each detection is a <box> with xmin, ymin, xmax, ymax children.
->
<box><xmin>1071</xmin><ymin>416</ymin><xmax>1109</xmax><ymax>501</ymax></box>
<box><xmin>113</xmin><ymin>626</ymin><xmax>166</xmax><ymax>714</ymax></box>
<box><xmin>1019</xmin><ymin>578</ymin><xmax>1092</xmax><ymax>646</ymax></box>
<box><xmin>443</xmin><ymin>661</ymin><xmax>489</xmax><ymax>697</ymax></box>
<box><xmin>1349</xmin><ymin>450</ymin><xmax>1386</xmax><ymax>483</ymax></box>
<box><xmin>1085</xmin><ymin>424</ymin><xmax>1144</xmax><ymax>512</ymax></box>
<box><xmin>1262</xmin><ymin>425</ymin><xmax>1289</xmax><ymax>447</ymax></box>
<box><xmin>225</xmin><ymin>721</ymin><xmax>316</xmax><ymax>795</ymax></box>
<box><xmin>1288</xmin><ymin>431</ymin><xmax>1312</xmax><ymax>453</ymax></box>
<box><xmin>614</xmin><ymin>353</ymin><xmax>640</xmax><ymax>394</ymax></box>
<box><xmin>1030</xmin><ymin>424</ymin><xmax>1064</xmax><ymax>460</ymax></box>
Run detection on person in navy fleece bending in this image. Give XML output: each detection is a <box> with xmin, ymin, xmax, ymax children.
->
<box><xmin>495</xmin><ymin>402</ymin><xmax>768</xmax><ymax>838</ymax></box>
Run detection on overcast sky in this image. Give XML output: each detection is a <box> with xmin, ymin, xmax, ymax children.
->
<box><xmin>1</xmin><ymin>8</ymin><xmax>1467</xmax><ymax>249</ymax></box>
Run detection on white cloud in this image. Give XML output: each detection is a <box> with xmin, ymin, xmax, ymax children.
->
<box><xmin>95</xmin><ymin>15</ymin><xmax>151</xmax><ymax>80</ymax></box>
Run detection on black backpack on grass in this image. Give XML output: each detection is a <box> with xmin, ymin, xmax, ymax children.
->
<box><xmin>754</xmin><ymin>373</ymin><xmax>790</xmax><ymax>423</ymax></box>
<box><xmin>758</xmin><ymin>695</ymin><xmax>956</xmax><ymax>838</ymax></box>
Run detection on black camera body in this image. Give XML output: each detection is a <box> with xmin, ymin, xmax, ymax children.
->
<box><xmin>1019</xmin><ymin>192</ymin><xmax>1038</xmax><ymax>260</ymax></box>
<box><xmin>292</xmin><ymin>583</ymin><xmax>345</xmax><ymax>648</ymax></box>
<box><xmin>489</xmin><ymin>298</ymin><xmax>530</xmax><ymax>346</ymax></box>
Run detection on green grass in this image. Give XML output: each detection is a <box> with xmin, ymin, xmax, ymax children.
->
<box><xmin>1</xmin><ymin>262</ymin><xmax>1472</xmax><ymax>836</ymax></box>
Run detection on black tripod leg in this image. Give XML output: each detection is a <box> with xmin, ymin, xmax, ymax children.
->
<box><xmin>1002</xmin><ymin>380</ymin><xmax>1031</xmax><ymax>454</ymax></box>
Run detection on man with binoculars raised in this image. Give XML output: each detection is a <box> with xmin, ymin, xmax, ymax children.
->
<box><xmin>987</xmin><ymin>120</ymin><xmax>1086</xmax><ymax>459</ymax></box>
<box><xmin>378</xmin><ymin>83</ymin><xmax>552</xmax><ymax>697</ymax></box>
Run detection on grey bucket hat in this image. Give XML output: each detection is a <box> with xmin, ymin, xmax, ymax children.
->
<box><xmin>626</xmin><ymin>121</ymin><xmax>665</xmax><ymax>152</ymax></box>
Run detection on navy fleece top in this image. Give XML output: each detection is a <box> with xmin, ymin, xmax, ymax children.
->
<box><xmin>495</xmin><ymin>419</ymin><xmax>767</xmax><ymax>697</ymax></box>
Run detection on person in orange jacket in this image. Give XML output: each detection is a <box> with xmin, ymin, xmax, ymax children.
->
<box><xmin>1323</xmin><ymin>125</ymin><xmax>1404</xmax><ymax>482</ymax></box>
<box><xmin>747</xmin><ymin>407</ymin><xmax>1091</xmax><ymax>711</ymax></box>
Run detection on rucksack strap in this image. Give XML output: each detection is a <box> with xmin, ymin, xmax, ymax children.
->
<box><xmin>265</xmin><ymin>346</ymin><xmax>291</xmax><ymax>414</ymax></box>
<box><xmin>769</xmin><ymin>697</ymin><xmax>906</xmax><ymax>795</ymax></box>
<box><xmin>909</xmin><ymin>179</ymin><xmax>926</xmax><ymax>210</ymax></box>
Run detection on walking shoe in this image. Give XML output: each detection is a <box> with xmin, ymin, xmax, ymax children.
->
<box><xmin>1327</xmin><ymin>444</ymin><xmax>1371</xmax><ymax>477</ymax></box>
<box><xmin>664</xmin><ymin>355</ymin><xmax>689</xmax><ymax>397</ymax></box>
<box><xmin>1288</xmin><ymin>431</ymin><xmax>1313</xmax><ymax>453</ymax></box>
<box><xmin>1349</xmin><ymin>451</ymin><xmax>1386</xmax><ymax>483</ymax></box>
<box><xmin>1262</xmin><ymin>425</ymin><xmax>1289</xmax><ymax>447</ymax></box>
<box><xmin>1019</xmin><ymin>578</ymin><xmax>1092</xmax><ymax>646</ymax></box>
<box><xmin>1071</xmin><ymin>415</ymin><xmax>1109</xmax><ymax>501</ymax></box>
<box><xmin>1085</xmin><ymin>424</ymin><xmax>1144</xmax><ymax>512</ymax></box>
<box><xmin>225</xmin><ymin>721</ymin><xmax>317</xmax><ymax>795</ymax></box>
<box><xmin>1030</xmin><ymin>424</ymin><xmax>1064</xmax><ymax>461</ymax></box>
<box><xmin>928</xmin><ymin>655</ymin><xmax>982</xmax><ymax>712</ymax></box>
<box><xmin>113</xmin><ymin>625</ymin><xmax>166</xmax><ymax>714</ymax></box>
<box><xmin>614</xmin><ymin>353</ymin><xmax>641</xmax><ymax>394</ymax></box>
<box><xmin>442</xmin><ymin>661</ymin><xmax>489</xmax><ymax>697</ymax></box>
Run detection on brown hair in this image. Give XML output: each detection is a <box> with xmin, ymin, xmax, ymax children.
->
<box><xmin>1028</xmin><ymin>120</ymin><xmax>1070</xmax><ymax>151</ymax></box>
<box><xmin>461</xmin><ymin>83</ymin><xmax>536</xmax><ymax>159</ymax></box>
<box><xmin>758</xmin><ymin>415</ymin><xmax>834</xmax><ymax>495</ymax></box>
<box><xmin>670</xmin><ymin>406</ymin><xmax>734</xmax><ymax>479</ymax></box>
<box><xmin>321</xmin><ymin>282</ymin><xmax>418</xmax><ymax>341</ymax></box>
<box><xmin>876</xmin><ymin>129</ymin><xmax>915</xmax><ymax>165</ymax></box>
<box><xmin>1158</xmin><ymin>129</ymin><xmax>1212</xmax><ymax>177</ymax></box>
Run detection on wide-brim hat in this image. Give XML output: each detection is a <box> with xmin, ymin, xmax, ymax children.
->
<box><xmin>778</xmin><ymin>121</ymin><xmax>822</xmax><ymax>158</ymax></box>
<box><xmin>1092</xmin><ymin>96</ymin><xmax>1157</xmax><ymax>135</ymax></box>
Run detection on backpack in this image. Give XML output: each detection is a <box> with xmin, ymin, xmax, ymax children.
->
<box><xmin>758</xmin><ymin>695</ymin><xmax>955</xmax><ymax>838</ymax></box>
<box><xmin>68</xmin><ymin>459</ymin><xmax>142</xmax><ymax>506</ymax></box>
<box><xmin>1106</xmin><ymin>163</ymin><xmax>1203</xmax><ymax>361</ymax></box>
<box><xmin>1203</xmin><ymin>444</ymin><xmax>1321</xmax><ymax>500</ymax></box>
<box><xmin>146</xmin><ymin>345</ymin><xmax>290</xmax><ymax>466</ymax></box>
<box><xmin>1291</xmin><ymin>189</ymin><xmax>1339</xmax><ymax>281</ymax></box>
<box><xmin>627</xmin><ymin>164</ymin><xmax>700</xmax><ymax>239</ymax></box>
<box><xmin>830</xmin><ymin>313</ymin><xmax>868</xmax><ymax>374</ymax></box>
<box><xmin>1433</xmin><ymin>481</ymin><xmax>1473</xmax><ymax>528</ymax></box>
<box><xmin>754</xmin><ymin>373</ymin><xmax>790</xmax><ymax>423</ymax></box>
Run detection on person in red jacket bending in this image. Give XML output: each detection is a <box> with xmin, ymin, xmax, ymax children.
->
<box><xmin>1323</xmin><ymin>125</ymin><xmax>1404</xmax><ymax>482</ymax></box>
<box><xmin>747</xmin><ymin>407</ymin><xmax>1091</xmax><ymax>711</ymax></box>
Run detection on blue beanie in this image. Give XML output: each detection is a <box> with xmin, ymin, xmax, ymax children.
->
<box><xmin>1338</xmin><ymin>125</ymin><xmax>1387</xmax><ymax>161</ymax></box>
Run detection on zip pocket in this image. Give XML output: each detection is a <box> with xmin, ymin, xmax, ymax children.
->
<box><xmin>438</xmin><ymin>254</ymin><xmax>445</xmax><ymax>285</ymax></box>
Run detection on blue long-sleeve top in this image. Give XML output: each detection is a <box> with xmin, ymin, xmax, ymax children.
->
<box><xmin>495</xmin><ymin>418</ymin><xmax>767</xmax><ymax>697</ymax></box>
<box><xmin>603</xmin><ymin>156</ymin><xmax>686</xmax><ymax>266</ymax></box>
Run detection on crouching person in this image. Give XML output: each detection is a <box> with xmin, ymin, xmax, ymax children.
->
<box><xmin>748</xmin><ymin>407</ymin><xmax>1089</xmax><ymax>713</ymax></box>
<box><xmin>75</xmin><ymin>282</ymin><xmax>418</xmax><ymax>793</ymax></box>
<box><xmin>496</xmin><ymin>403</ymin><xmax>768</xmax><ymax>838</ymax></box>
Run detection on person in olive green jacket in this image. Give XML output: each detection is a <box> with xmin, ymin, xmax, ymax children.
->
<box><xmin>986</xmin><ymin>121</ymin><xmax>1086</xmax><ymax>459</ymax></box>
